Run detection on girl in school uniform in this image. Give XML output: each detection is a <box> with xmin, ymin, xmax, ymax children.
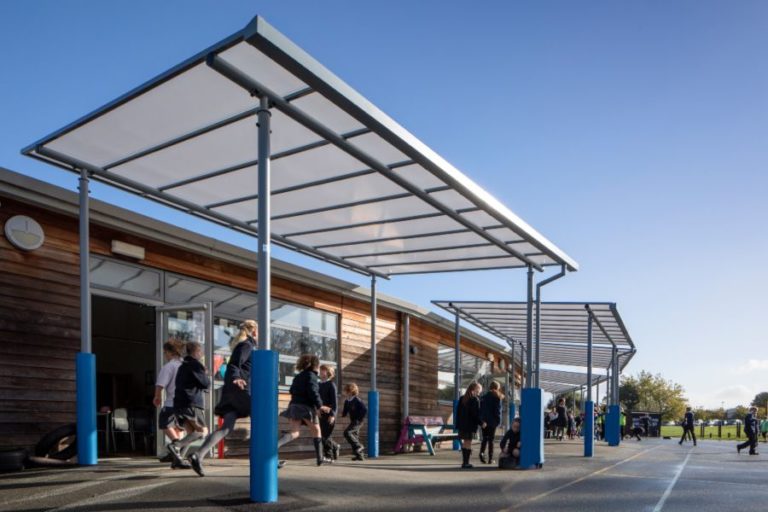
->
<box><xmin>319</xmin><ymin>364</ymin><xmax>340</xmax><ymax>461</ymax></box>
<box><xmin>479</xmin><ymin>380</ymin><xmax>503</xmax><ymax>464</ymax></box>
<box><xmin>277</xmin><ymin>354</ymin><xmax>332</xmax><ymax>466</ymax></box>
<box><xmin>456</xmin><ymin>381</ymin><xmax>483</xmax><ymax>469</ymax></box>
<box><xmin>188</xmin><ymin>320</ymin><xmax>258</xmax><ymax>477</ymax></box>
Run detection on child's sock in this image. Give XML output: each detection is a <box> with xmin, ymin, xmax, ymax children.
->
<box><xmin>277</xmin><ymin>433</ymin><xmax>294</xmax><ymax>448</ymax></box>
<box><xmin>461</xmin><ymin>448</ymin><xmax>470</xmax><ymax>465</ymax></box>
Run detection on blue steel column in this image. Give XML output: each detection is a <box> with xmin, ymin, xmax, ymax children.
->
<box><xmin>584</xmin><ymin>314</ymin><xmax>594</xmax><ymax>457</ymax></box>
<box><xmin>452</xmin><ymin>308</ymin><xmax>461</xmax><ymax>450</ymax></box>
<box><xmin>508</xmin><ymin>342</ymin><xmax>516</xmax><ymax>422</ymax></box>
<box><xmin>76</xmin><ymin>168</ymin><xmax>97</xmax><ymax>465</ymax></box>
<box><xmin>251</xmin><ymin>95</ymin><xmax>278</xmax><ymax>503</ymax></box>
<box><xmin>520</xmin><ymin>266</ymin><xmax>543</xmax><ymax>469</ymax></box>
<box><xmin>368</xmin><ymin>274</ymin><xmax>379</xmax><ymax>458</ymax></box>
<box><xmin>606</xmin><ymin>345</ymin><xmax>620</xmax><ymax>446</ymax></box>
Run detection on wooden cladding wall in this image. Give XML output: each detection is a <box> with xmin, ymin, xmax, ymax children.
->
<box><xmin>0</xmin><ymin>195</ymin><xmax>512</xmax><ymax>456</ymax></box>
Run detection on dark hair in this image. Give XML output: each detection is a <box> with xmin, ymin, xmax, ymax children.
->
<box><xmin>461</xmin><ymin>381</ymin><xmax>481</xmax><ymax>405</ymax></box>
<box><xmin>296</xmin><ymin>354</ymin><xmax>320</xmax><ymax>372</ymax></box>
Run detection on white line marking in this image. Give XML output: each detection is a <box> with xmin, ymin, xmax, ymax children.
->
<box><xmin>49</xmin><ymin>480</ymin><xmax>172</xmax><ymax>511</ymax></box>
<box><xmin>499</xmin><ymin>445</ymin><xmax>662</xmax><ymax>511</ymax></box>
<box><xmin>652</xmin><ymin>451</ymin><xmax>692</xmax><ymax>512</ymax></box>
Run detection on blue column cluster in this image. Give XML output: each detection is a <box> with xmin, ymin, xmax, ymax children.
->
<box><xmin>76</xmin><ymin>352</ymin><xmax>97</xmax><ymax>466</ymax></box>
<box><xmin>367</xmin><ymin>390</ymin><xmax>380</xmax><ymax>458</ymax></box>
<box><xmin>606</xmin><ymin>404</ymin><xmax>621</xmax><ymax>446</ymax></box>
<box><xmin>250</xmin><ymin>350</ymin><xmax>278</xmax><ymax>503</ymax></box>
<box><xmin>519</xmin><ymin>388</ymin><xmax>544</xmax><ymax>468</ymax></box>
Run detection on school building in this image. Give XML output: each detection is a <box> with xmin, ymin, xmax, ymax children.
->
<box><xmin>0</xmin><ymin>167</ymin><xmax>519</xmax><ymax>457</ymax></box>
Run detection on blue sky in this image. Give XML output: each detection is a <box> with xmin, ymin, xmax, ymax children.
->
<box><xmin>1</xmin><ymin>1</ymin><xmax>766</xmax><ymax>409</ymax></box>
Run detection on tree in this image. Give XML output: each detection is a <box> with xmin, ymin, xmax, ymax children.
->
<box><xmin>619</xmin><ymin>377</ymin><xmax>641</xmax><ymax>413</ymax></box>
<box><xmin>621</xmin><ymin>371</ymin><xmax>687</xmax><ymax>422</ymax></box>
<box><xmin>751</xmin><ymin>392</ymin><xmax>768</xmax><ymax>416</ymax></box>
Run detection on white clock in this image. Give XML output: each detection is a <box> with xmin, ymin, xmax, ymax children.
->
<box><xmin>4</xmin><ymin>215</ymin><xmax>45</xmax><ymax>251</ymax></box>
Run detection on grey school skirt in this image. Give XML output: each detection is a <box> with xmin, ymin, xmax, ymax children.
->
<box><xmin>280</xmin><ymin>403</ymin><xmax>319</xmax><ymax>424</ymax></box>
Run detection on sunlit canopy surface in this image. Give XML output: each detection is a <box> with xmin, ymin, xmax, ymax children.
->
<box><xmin>432</xmin><ymin>301</ymin><xmax>635</xmax><ymax>371</ymax></box>
<box><xmin>23</xmin><ymin>16</ymin><xmax>577</xmax><ymax>279</ymax></box>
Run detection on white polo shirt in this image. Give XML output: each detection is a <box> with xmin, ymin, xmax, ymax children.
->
<box><xmin>156</xmin><ymin>358</ymin><xmax>182</xmax><ymax>408</ymax></box>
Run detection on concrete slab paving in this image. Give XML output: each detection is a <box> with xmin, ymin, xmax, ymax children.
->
<box><xmin>0</xmin><ymin>438</ymin><xmax>766</xmax><ymax>512</ymax></box>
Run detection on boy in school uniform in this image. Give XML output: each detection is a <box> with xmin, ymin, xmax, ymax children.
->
<box><xmin>168</xmin><ymin>341</ymin><xmax>210</xmax><ymax>468</ymax></box>
<box><xmin>341</xmin><ymin>383</ymin><xmax>367</xmax><ymax>461</ymax></box>
<box><xmin>498</xmin><ymin>418</ymin><xmax>522</xmax><ymax>469</ymax></box>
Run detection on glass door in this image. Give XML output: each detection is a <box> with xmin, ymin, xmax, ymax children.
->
<box><xmin>155</xmin><ymin>302</ymin><xmax>213</xmax><ymax>454</ymax></box>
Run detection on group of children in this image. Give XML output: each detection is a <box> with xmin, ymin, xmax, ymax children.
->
<box><xmin>153</xmin><ymin>321</ymin><xmax>369</xmax><ymax>476</ymax></box>
<box><xmin>455</xmin><ymin>380</ymin><xmax>522</xmax><ymax>470</ymax></box>
<box><xmin>154</xmin><ymin>320</ymin><xmax>527</xmax><ymax>473</ymax></box>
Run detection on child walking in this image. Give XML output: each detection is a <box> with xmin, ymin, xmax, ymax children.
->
<box><xmin>277</xmin><ymin>354</ymin><xmax>332</xmax><ymax>466</ymax></box>
<box><xmin>341</xmin><ymin>383</ymin><xmax>367</xmax><ymax>461</ymax></box>
<box><xmin>319</xmin><ymin>365</ymin><xmax>340</xmax><ymax>461</ymax></box>
<box><xmin>188</xmin><ymin>320</ymin><xmax>259</xmax><ymax>477</ymax></box>
<box><xmin>456</xmin><ymin>381</ymin><xmax>483</xmax><ymax>469</ymax></box>
<box><xmin>153</xmin><ymin>339</ymin><xmax>185</xmax><ymax>467</ymax></box>
<box><xmin>168</xmin><ymin>341</ymin><xmax>210</xmax><ymax>468</ymax></box>
<box><xmin>479</xmin><ymin>381</ymin><xmax>502</xmax><ymax>464</ymax></box>
<box><xmin>498</xmin><ymin>418</ymin><xmax>522</xmax><ymax>469</ymax></box>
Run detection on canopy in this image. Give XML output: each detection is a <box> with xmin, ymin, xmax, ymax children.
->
<box><xmin>432</xmin><ymin>300</ymin><xmax>635</xmax><ymax>370</ymax></box>
<box><xmin>23</xmin><ymin>16</ymin><xmax>577</xmax><ymax>279</ymax></box>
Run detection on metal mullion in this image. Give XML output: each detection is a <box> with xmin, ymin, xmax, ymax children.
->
<box><xmin>268</xmin><ymin>185</ymin><xmax>449</xmax><ymax>222</ymax></box>
<box><xmin>315</xmin><ymin>228</ymin><xmax>470</xmax><ymax>250</ymax></box>
<box><xmin>343</xmin><ymin>239</ymin><xmax>531</xmax><ymax>260</ymax></box>
<box><xmin>368</xmin><ymin>253</ymin><xmax>515</xmax><ymax>269</ymax></box>
<box><xmin>157</xmin><ymin>126</ymin><xmax>371</xmax><ymax>192</ymax></box>
<box><xmin>33</xmin><ymin>146</ymin><xmax>389</xmax><ymax>279</ymax></box>
<box><xmin>206</xmin><ymin>54</ymin><xmax>545</xmax><ymax>271</ymax></box>
<box><xmin>390</xmin><ymin>263</ymin><xmax>526</xmax><ymax>276</ymax></box>
<box><xmin>282</xmin><ymin>206</ymin><xmax>477</xmax><ymax>238</ymax></box>
<box><xmin>103</xmin><ymin>86</ymin><xmax>315</xmax><ymax>171</ymax></box>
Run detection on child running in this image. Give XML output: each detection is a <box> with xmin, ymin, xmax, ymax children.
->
<box><xmin>168</xmin><ymin>341</ymin><xmax>210</xmax><ymax>468</ymax></box>
<box><xmin>498</xmin><ymin>418</ymin><xmax>522</xmax><ymax>469</ymax></box>
<box><xmin>479</xmin><ymin>381</ymin><xmax>502</xmax><ymax>464</ymax></box>
<box><xmin>456</xmin><ymin>381</ymin><xmax>483</xmax><ymax>469</ymax></box>
<box><xmin>277</xmin><ymin>354</ymin><xmax>332</xmax><ymax>466</ymax></box>
<box><xmin>319</xmin><ymin>364</ymin><xmax>340</xmax><ymax>461</ymax></box>
<box><xmin>341</xmin><ymin>383</ymin><xmax>367</xmax><ymax>461</ymax></box>
<box><xmin>153</xmin><ymin>339</ymin><xmax>186</xmax><ymax>468</ymax></box>
<box><xmin>188</xmin><ymin>320</ymin><xmax>259</xmax><ymax>477</ymax></box>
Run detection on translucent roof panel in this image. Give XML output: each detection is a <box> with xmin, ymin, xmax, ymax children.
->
<box><xmin>23</xmin><ymin>15</ymin><xmax>577</xmax><ymax>279</ymax></box>
<box><xmin>432</xmin><ymin>301</ymin><xmax>635</xmax><ymax>370</ymax></box>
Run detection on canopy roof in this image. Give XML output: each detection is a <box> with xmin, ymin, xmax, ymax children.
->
<box><xmin>23</xmin><ymin>16</ymin><xmax>577</xmax><ymax>279</ymax></box>
<box><xmin>432</xmin><ymin>300</ymin><xmax>635</xmax><ymax>370</ymax></box>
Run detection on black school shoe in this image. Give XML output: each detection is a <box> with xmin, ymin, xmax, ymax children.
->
<box><xmin>188</xmin><ymin>453</ymin><xmax>205</xmax><ymax>477</ymax></box>
<box><xmin>461</xmin><ymin>463</ymin><xmax>473</xmax><ymax>469</ymax></box>
<box><xmin>171</xmin><ymin>459</ymin><xmax>191</xmax><ymax>470</ymax></box>
<box><xmin>352</xmin><ymin>452</ymin><xmax>365</xmax><ymax>461</ymax></box>
<box><xmin>479</xmin><ymin>452</ymin><xmax>487</xmax><ymax>464</ymax></box>
<box><xmin>332</xmin><ymin>445</ymin><xmax>340</xmax><ymax>460</ymax></box>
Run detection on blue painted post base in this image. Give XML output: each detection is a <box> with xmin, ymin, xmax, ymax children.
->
<box><xmin>367</xmin><ymin>390</ymin><xmax>379</xmax><ymax>458</ymax></box>
<box><xmin>76</xmin><ymin>352</ymin><xmax>97</xmax><ymax>466</ymax></box>
<box><xmin>606</xmin><ymin>405</ymin><xmax>621</xmax><ymax>446</ymax></box>
<box><xmin>509</xmin><ymin>402</ymin><xmax>516</xmax><ymax>423</ymax></box>
<box><xmin>250</xmin><ymin>350</ymin><xmax>278</xmax><ymax>503</ymax></box>
<box><xmin>452</xmin><ymin>399</ymin><xmax>461</xmax><ymax>450</ymax></box>
<box><xmin>519</xmin><ymin>388</ymin><xmax>545</xmax><ymax>469</ymax></box>
<box><xmin>584</xmin><ymin>401</ymin><xmax>594</xmax><ymax>457</ymax></box>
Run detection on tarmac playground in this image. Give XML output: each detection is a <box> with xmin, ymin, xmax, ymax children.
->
<box><xmin>1</xmin><ymin>437</ymin><xmax>766</xmax><ymax>512</ymax></box>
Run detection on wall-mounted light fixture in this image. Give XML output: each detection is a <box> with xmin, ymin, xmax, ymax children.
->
<box><xmin>111</xmin><ymin>240</ymin><xmax>145</xmax><ymax>260</ymax></box>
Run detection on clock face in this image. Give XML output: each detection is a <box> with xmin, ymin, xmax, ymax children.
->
<box><xmin>4</xmin><ymin>215</ymin><xmax>45</xmax><ymax>251</ymax></box>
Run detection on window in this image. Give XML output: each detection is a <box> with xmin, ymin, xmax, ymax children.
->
<box><xmin>438</xmin><ymin>346</ymin><xmax>495</xmax><ymax>403</ymax></box>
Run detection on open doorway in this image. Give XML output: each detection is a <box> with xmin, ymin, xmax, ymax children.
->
<box><xmin>92</xmin><ymin>295</ymin><xmax>156</xmax><ymax>455</ymax></box>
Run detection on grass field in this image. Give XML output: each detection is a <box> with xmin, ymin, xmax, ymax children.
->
<box><xmin>658</xmin><ymin>425</ymin><xmax>765</xmax><ymax>441</ymax></box>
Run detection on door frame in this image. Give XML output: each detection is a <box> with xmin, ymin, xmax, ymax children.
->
<box><xmin>155</xmin><ymin>302</ymin><xmax>214</xmax><ymax>454</ymax></box>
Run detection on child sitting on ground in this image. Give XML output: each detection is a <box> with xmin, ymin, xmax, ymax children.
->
<box><xmin>498</xmin><ymin>418</ymin><xmax>521</xmax><ymax>469</ymax></box>
<box><xmin>341</xmin><ymin>383</ymin><xmax>367</xmax><ymax>461</ymax></box>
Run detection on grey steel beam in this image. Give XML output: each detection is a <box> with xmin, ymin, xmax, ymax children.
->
<box><xmin>390</xmin><ymin>263</ymin><xmax>530</xmax><ymax>276</ymax></box>
<box><xmin>402</xmin><ymin>313</ymin><xmax>410</xmax><ymax>421</ymax></box>
<box><xmin>371</xmin><ymin>275</ymin><xmax>377</xmax><ymax>390</ymax></box>
<box><xmin>159</xmin><ymin>127</ymin><xmax>372</xmax><ymax>192</ymax></box>
<box><xmin>368</xmin><ymin>253</ymin><xmax>524</xmax><ymax>269</ymax></box>
<box><xmin>343</xmin><ymin>240</ymin><xmax>528</xmax><ymax>260</ymax></box>
<box><xmin>525</xmin><ymin>265</ymin><xmax>534</xmax><ymax>387</ymax></box>
<box><xmin>257</xmin><ymin>95</ymin><xmax>272</xmax><ymax>350</ymax></box>
<box><xmin>453</xmin><ymin>305</ymin><xmax>461</xmax><ymax>402</ymax></box>
<box><xmin>33</xmin><ymin>146</ymin><xmax>389</xmax><ymax>279</ymax></box>
<box><xmin>103</xmin><ymin>87</ymin><xmax>315</xmax><ymax>171</ymax></box>
<box><xmin>206</xmin><ymin>53</ymin><xmax>545</xmax><ymax>271</ymax></box>
<box><xmin>78</xmin><ymin>168</ymin><xmax>91</xmax><ymax>353</ymax></box>
<box><xmin>315</xmin><ymin>228</ymin><xmax>471</xmax><ymax>250</ymax></box>
<box><xmin>283</xmin><ymin>210</ymin><xmax>460</xmax><ymax>238</ymax></box>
